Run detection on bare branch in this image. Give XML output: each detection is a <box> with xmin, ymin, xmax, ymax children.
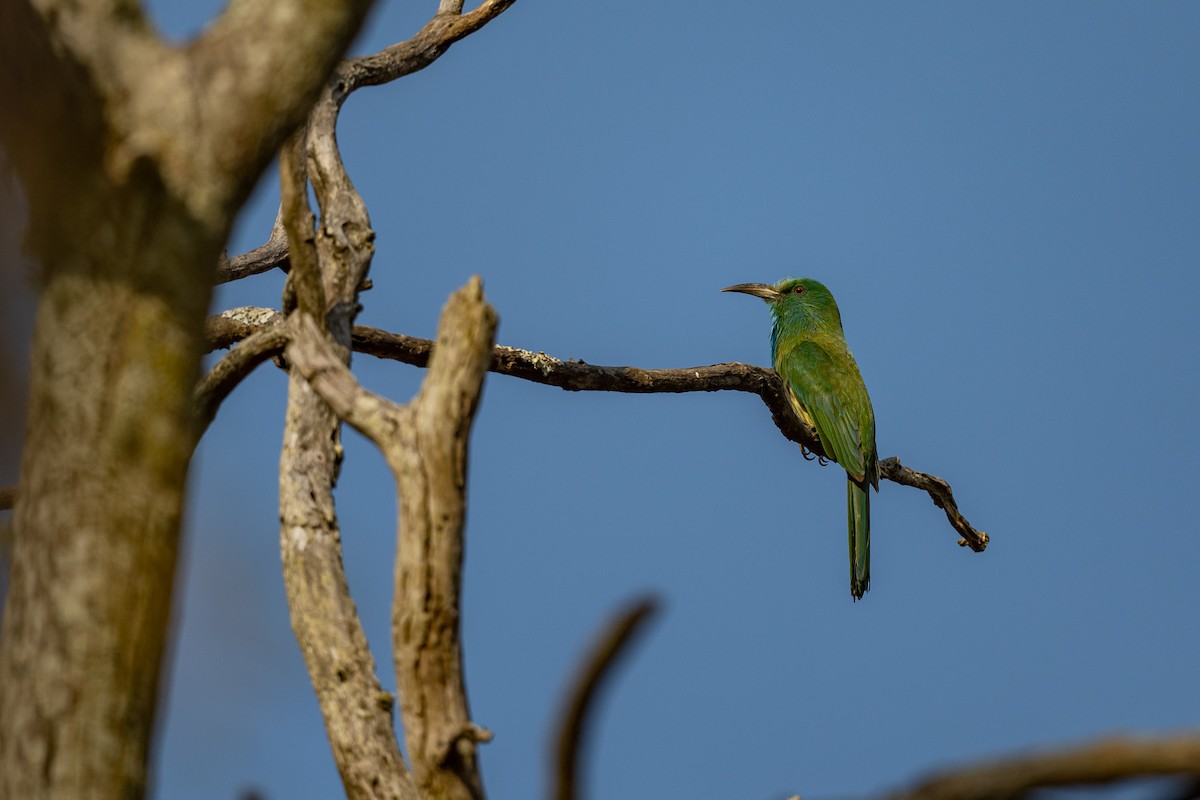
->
<box><xmin>355</xmin><ymin>333</ymin><xmax>990</xmax><ymax>549</ymax></box>
<box><xmin>886</xmin><ymin>735</ymin><xmax>1200</xmax><ymax>800</ymax></box>
<box><xmin>552</xmin><ymin>598</ymin><xmax>659</xmax><ymax>800</ymax></box>
<box><xmin>277</xmin><ymin>322</ymin><xmax>416</xmax><ymax>798</ymax></box>
<box><xmin>391</xmin><ymin>278</ymin><xmax>496</xmax><ymax>800</ymax></box>
<box><xmin>275</xmin><ymin>113</ymin><xmax>414</xmax><ymax>796</ymax></box>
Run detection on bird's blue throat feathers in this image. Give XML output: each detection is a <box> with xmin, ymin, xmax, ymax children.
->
<box><xmin>768</xmin><ymin>296</ymin><xmax>842</xmax><ymax>361</ymax></box>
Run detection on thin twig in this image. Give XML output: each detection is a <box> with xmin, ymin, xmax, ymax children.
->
<box><xmin>552</xmin><ymin>598</ymin><xmax>659</xmax><ymax>800</ymax></box>
<box><xmin>337</xmin><ymin>0</ymin><xmax>518</xmax><ymax>99</ymax></box>
<box><xmin>215</xmin><ymin>207</ymin><xmax>289</xmax><ymax>284</ymax></box>
<box><xmin>879</xmin><ymin>457</ymin><xmax>988</xmax><ymax>552</ymax></box>
<box><xmin>193</xmin><ymin>323</ymin><xmax>290</xmax><ymax>432</ymax></box>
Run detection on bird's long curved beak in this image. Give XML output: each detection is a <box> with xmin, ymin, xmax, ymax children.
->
<box><xmin>721</xmin><ymin>283</ymin><xmax>779</xmax><ymax>302</ymax></box>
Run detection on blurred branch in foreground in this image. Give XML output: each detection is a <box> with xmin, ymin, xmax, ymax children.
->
<box><xmin>551</xmin><ymin>597</ymin><xmax>659</xmax><ymax>800</ymax></box>
<box><xmin>882</xmin><ymin>734</ymin><xmax>1200</xmax><ymax>800</ymax></box>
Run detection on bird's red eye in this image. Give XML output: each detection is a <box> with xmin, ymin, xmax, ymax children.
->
<box><xmin>793</xmin><ymin>285</ymin><xmax>806</xmax><ymax>294</ymax></box>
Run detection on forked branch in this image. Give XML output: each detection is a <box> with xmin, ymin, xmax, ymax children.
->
<box><xmin>287</xmin><ymin>278</ymin><xmax>497</xmax><ymax>800</ymax></box>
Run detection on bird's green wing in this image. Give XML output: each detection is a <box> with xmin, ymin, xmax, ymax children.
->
<box><xmin>776</xmin><ymin>340</ymin><xmax>871</xmax><ymax>483</ymax></box>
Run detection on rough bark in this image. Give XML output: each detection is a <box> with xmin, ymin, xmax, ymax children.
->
<box><xmin>390</xmin><ymin>283</ymin><xmax>495</xmax><ymax>800</ymax></box>
<box><xmin>279</xmin><ymin>368</ymin><xmax>417</xmax><ymax>800</ymax></box>
<box><xmin>0</xmin><ymin>1</ymin><xmax>374</xmax><ymax>797</ymax></box>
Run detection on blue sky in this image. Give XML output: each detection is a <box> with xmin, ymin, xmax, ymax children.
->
<box><xmin>26</xmin><ymin>1</ymin><xmax>1199</xmax><ymax>798</ymax></box>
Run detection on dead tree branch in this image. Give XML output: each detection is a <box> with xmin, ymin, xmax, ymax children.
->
<box><xmin>261</xmin><ymin>5</ymin><xmax>520</xmax><ymax>796</ymax></box>
<box><xmin>288</xmin><ymin>279</ymin><xmax>496</xmax><ymax>800</ymax></box>
<box><xmin>884</xmin><ymin>734</ymin><xmax>1200</xmax><ymax>800</ymax></box>
<box><xmin>389</xmin><ymin>281</ymin><xmax>495</xmax><ymax>800</ymax></box>
<box><xmin>552</xmin><ymin>598</ymin><xmax>659</xmax><ymax>800</ymax></box>
<box><xmin>276</xmin><ymin>124</ymin><xmax>416</xmax><ymax>799</ymax></box>
<box><xmin>338</xmin><ymin>0</ymin><xmax>518</xmax><ymax>94</ymax></box>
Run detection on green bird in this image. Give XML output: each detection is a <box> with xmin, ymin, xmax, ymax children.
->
<box><xmin>722</xmin><ymin>278</ymin><xmax>878</xmax><ymax>599</ymax></box>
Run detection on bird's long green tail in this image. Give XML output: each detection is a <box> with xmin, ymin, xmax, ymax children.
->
<box><xmin>848</xmin><ymin>478</ymin><xmax>870</xmax><ymax>599</ymax></box>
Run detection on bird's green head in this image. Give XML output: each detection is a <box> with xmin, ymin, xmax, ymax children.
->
<box><xmin>721</xmin><ymin>277</ymin><xmax>843</xmax><ymax>331</ymax></box>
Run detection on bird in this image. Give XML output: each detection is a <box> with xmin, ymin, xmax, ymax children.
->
<box><xmin>722</xmin><ymin>278</ymin><xmax>878</xmax><ymax>599</ymax></box>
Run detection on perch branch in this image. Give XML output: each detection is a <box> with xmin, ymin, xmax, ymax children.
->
<box><xmin>552</xmin><ymin>597</ymin><xmax>659</xmax><ymax>800</ymax></box>
<box><xmin>289</xmin><ymin>280</ymin><xmax>496</xmax><ymax>800</ymax></box>
<box><xmin>206</xmin><ymin>317</ymin><xmax>988</xmax><ymax>551</ymax></box>
<box><xmin>885</xmin><ymin>734</ymin><xmax>1200</xmax><ymax>800</ymax></box>
<box><xmin>353</xmin><ymin>331</ymin><xmax>989</xmax><ymax>550</ymax></box>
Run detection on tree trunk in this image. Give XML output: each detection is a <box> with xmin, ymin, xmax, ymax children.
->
<box><xmin>0</xmin><ymin>0</ymin><xmax>373</xmax><ymax>794</ymax></box>
<box><xmin>0</xmin><ymin>186</ymin><xmax>218</xmax><ymax>798</ymax></box>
